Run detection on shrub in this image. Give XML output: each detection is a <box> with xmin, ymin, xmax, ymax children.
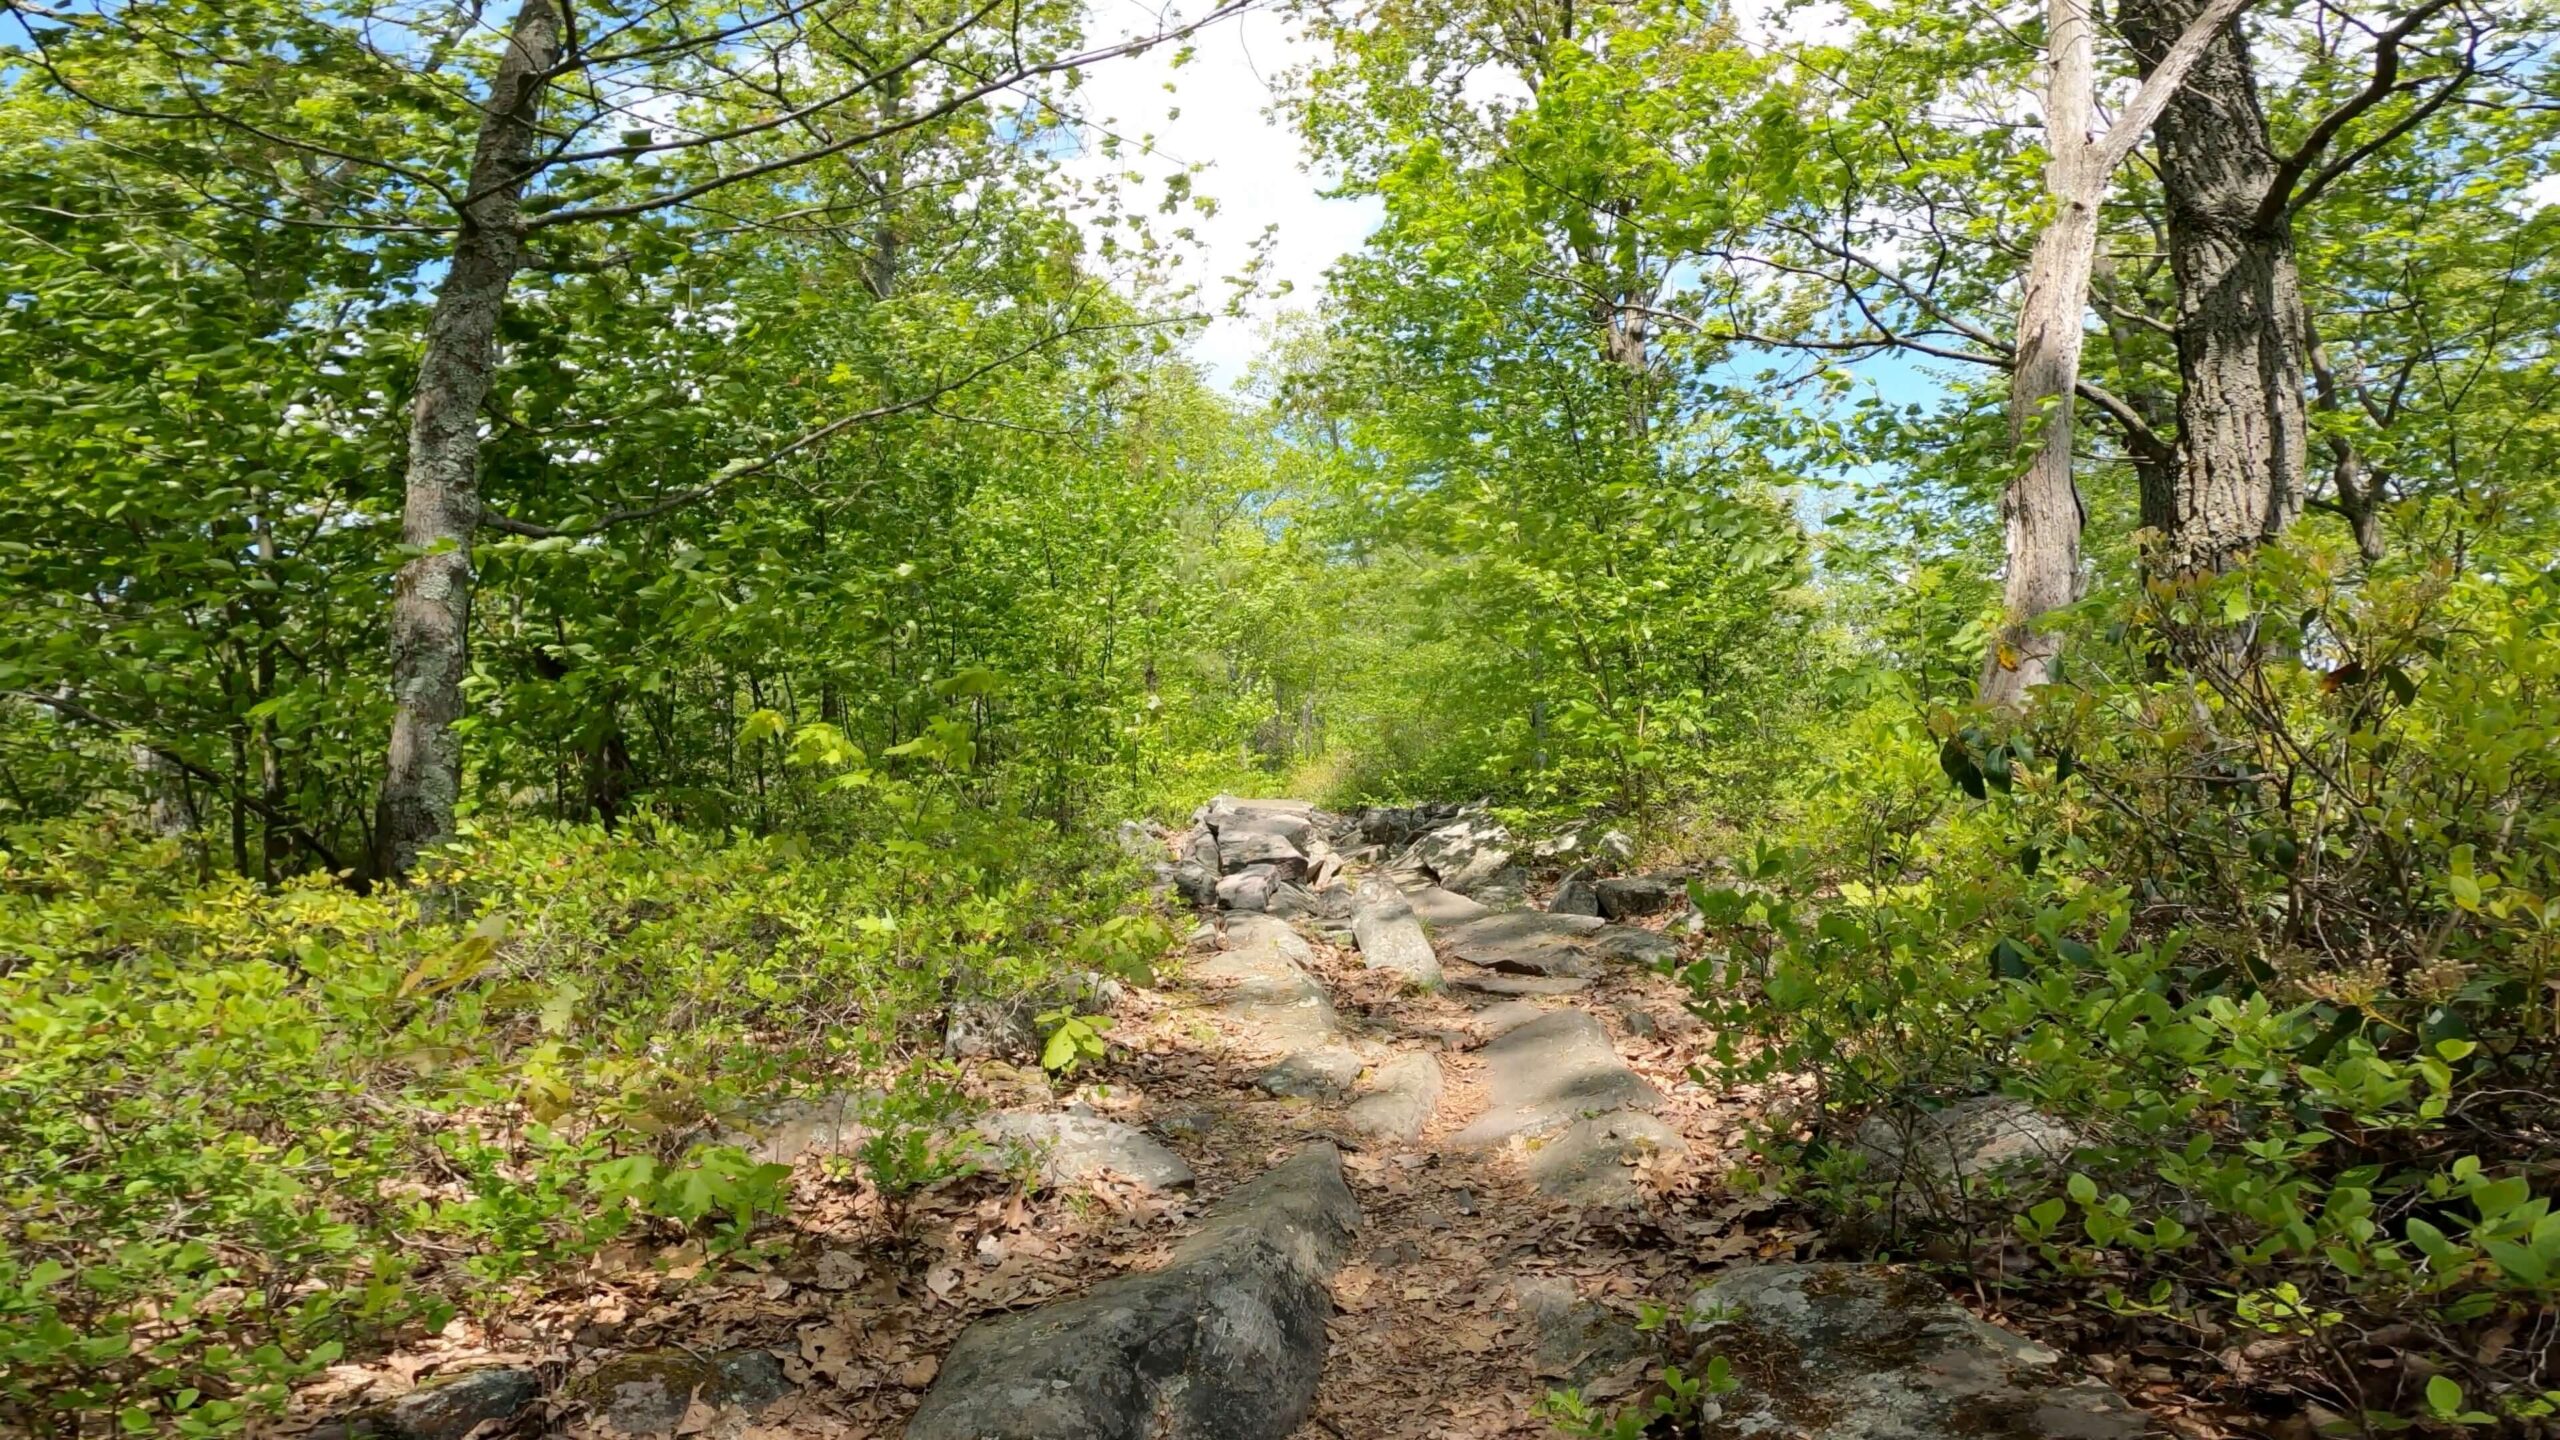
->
<box><xmin>0</xmin><ymin>809</ymin><xmax>1151</xmax><ymax>1433</ymax></box>
<box><xmin>1688</xmin><ymin>552</ymin><xmax>2560</xmax><ymax>1430</ymax></box>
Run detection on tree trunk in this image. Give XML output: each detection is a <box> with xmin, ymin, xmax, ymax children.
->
<box><xmin>374</xmin><ymin>0</ymin><xmax>562</xmax><ymax>879</ymax></box>
<box><xmin>2122</xmin><ymin>0</ymin><xmax>2308</xmax><ymax>579</ymax></box>
<box><xmin>1980</xmin><ymin>0</ymin><xmax>2098</xmax><ymax>710</ymax></box>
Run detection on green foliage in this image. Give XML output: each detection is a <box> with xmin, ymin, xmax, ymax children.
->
<box><xmin>1688</xmin><ymin>549</ymin><xmax>2560</xmax><ymax>1427</ymax></box>
<box><xmin>0</xmin><ymin>813</ymin><xmax>1147</xmax><ymax>1430</ymax></box>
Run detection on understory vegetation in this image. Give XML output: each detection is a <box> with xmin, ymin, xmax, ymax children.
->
<box><xmin>2</xmin><ymin>0</ymin><xmax>2555</xmax><ymax>1431</ymax></box>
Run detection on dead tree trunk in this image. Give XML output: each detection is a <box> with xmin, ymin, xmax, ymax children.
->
<box><xmin>374</xmin><ymin>0</ymin><xmax>562</xmax><ymax>879</ymax></box>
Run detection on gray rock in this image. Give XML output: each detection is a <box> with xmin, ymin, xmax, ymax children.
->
<box><xmin>1345</xmin><ymin>1052</ymin><xmax>1444</xmax><ymax>1143</ymax></box>
<box><xmin>1223</xmin><ymin>911</ymin><xmax>1315</xmax><ymax>966</ymax></box>
<box><xmin>1216</xmin><ymin>871</ymin><xmax>1272</xmax><ymax>912</ymax></box>
<box><xmin>1181</xmin><ymin>828</ymin><xmax>1222</xmax><ymax>878</ymax></box>
<box><xmin>1256</xmin><ymin>1045</ymin><xmax>1365</xmax><ymax>1100</ymax></box>
<box><xmin>572</xmin><ymin>1350</ymin><xmax>789</xmax><ymax>1435</ymax></box>
<box><xmin>1404</xmin><ymin>885</ymin><xmax>1493</xmax><ymax>927</ymax></box>
<box><xmin>1218</xmin><ymin>829</ymin><xmax>1310</xmax><ymax>880</ymax></box>
<box><xmin>1516</xmin><ymin>1278</ymin><xmax>1651</xmax><ymax>1387</ymax></box>
<box><xmin>1525</xmin><ymin>1110</ymin><xmax>1687</xmax><ymax>1205</ymax></box>
<box><xmin>1469</xmin><ymin>999</ymin><xmax>1558</xmax><ymax>1038</ymax></box>
<box><xmin>1169</xmin><ymin>860</ymin><xmax>1218</xmax><ymax>908</ymax></box>
<box><xmin>1195</xmin><ymin>928</ymin><xmax>1338</xmax><ymax>1055</ymax></box>
<box><xmin>1589</xmin><ymin>925</ymin><xmax>1680</xmax><ymax>967</ymax></box>
<box><xmin>1353</xmin><ymin>804</ymin><xmax>1458</xmax><ymax>848</ymax></box>
<box><xmin>1684</xmin><ymin>1264</ymin><xmax>2144</xmax><ymax>1440</ymax></box>
<box><xmin>1451</xmin><ymin>1008</ymin><xmax>1659</xmax><ymax>1148</ymax></box>
<box><xmin>944</xmin><ymin>995</ymin><xmax>1041</xmax><ymax>1062</ymax></box>
<box><xmin>1854</xmin><ymin>1098</ymin><xmax>2083</xmax><ymax>1211</ymax></box>
<box><xmin>353</xmin><ymin>1367</ymin><xmax>541</xmax><ymax>1440</ymax></box>
<box><xmin>975</xmin><ymin>1111</ymin><xmax>1195</xmax><ymax>1190</ymax></box>
<box><xmin>907</xmin><ymin>1145</ymin><xmax>1359</xmax><ymax>1440</ymax></box>
<box><xmin>1550</xmin><ymin>868</ymin><xmax>1602</xmax><ymax>916</ymax></box>
<box><xmin>715</xmin><ymin>1090</ymin><xmax>874</xmax><ymax>1164</ymax></box>
<box><xmin>1351</xmin><ymin>877</ymin><xmax>1441</xmax><ymax>987</ymax></box>
<box><xmin>1115</xmin><ymin>819</ymin><xmax>1168</xmax><ymax>858</ymax></box>
<box><xmin>1412</xmin><ymin>816</ymin><xmax>1514</xmax><ymax>886</ymax></box>
<box><xmin>1458</xmin><ymin>865</ymin><xmax>1533</xmax><ymax>907</ymax></box>
<box><xmin>1265</xmin><ymin>881</ymin><xmax>1323</xmax><ymax>920</ymax></box>
<box><xmin>1595</xmin><ymin>873</ymin><xmax>1688</xmax><ymax>920</ymax></box>
<box><xmin>1449</xmin><ymin>971</ymin><xmax>1591</xmax><ymax>997</ymax></box>
<box><xmin>1441</xmin><ymin>910</ymin><xmax>1608</xmax><ymax>977</ymax></box>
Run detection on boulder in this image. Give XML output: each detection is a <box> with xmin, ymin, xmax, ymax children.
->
<box><xmin>1683</xmin><ymin>1264</ymin><xmax>2144</xmax><ymax>1440</ymax></box>
<box><xmin>1594</xmin><ymin>873</ymin><xmax>1688</xmax><ymax>920</ymax></box>
<box><xmin>1181</xmin><ymin>828</ymin><xmax>1222</xmax><ymax>877</ymax></box>
<box><xmin>571</xmin><ymin>1350</ymin><xmax>788</xmax><ymax>1435</ymax></box>
<box><xmin>974</xmin><ymin>1111</ymin><xmax>1195</xmax><ymax>1191</ymax></box>
<box><xmin>1441</xmin><ymin>910</ymin><xmax>1607</xmax><ymax>978</ymax></box>
<box><xmin>1529</xmin><ymin>828</ymin><xmax>1636</xmax><ymax>874</ymax></box>
<box><xmin>907</xmin><ymin>1145</ymin><xmax>1359</xmax><ymax>1440</ymax></box>
<box><xmin>714</xmin><ymin>1090</ymin><xmax>874</xmax><ymax>1165</ymax></box>
<box><xmin>1215</xmin><ymin>871</ymin><xmax>1272</xmax><ymax>912</ymax></box>
<box><xmin>1549</xmin><ymin>868</ymin><xmax>1602</xmax><ymax>917</ymax></box>
<box><xmin>1351</xmin><ymin>877</ymin><xmax>1440</xmax><ymax>988</ymax></box>
<box><xmin>1411</xmin><ymin>816</ymin><xmax>1514</xmax><ymax>885</ymax></box>
<box><xmin>341</xmin><ymin>1367</ymin><xmax>541</xmax><ymax>1440</ymax></box>
<box><xmin>1451</xmin><ymin>1008</ymin><xmax>1658</xmax><ymax>1149</ymax></box>
<box><xmin>1218</xmin><ymin>830</ymin><xmax>1310</xmax><ymax>880</ymax></box>
<box><xmin>1168</xmin><ymin>861</ymin><xmax>1218</xmax><ymax>908</ymax></box>
<box><xmin>1353</xmin><ymin>804</ymin><xmax>1458</xmax><ymax>848</ymax></box>
<box><xmin>1854</xmin><ymin>1097</ymin><xmax>2082</xmax><ymax>1212</ymax></box>
<box><xmin>1458</xmin><ymin>866</ymin><xmax>1532</xmax><ymax>908</ymax></box>
<box><xmin>1114</xmin><ymin>819</ymin><xmax>1168</xmax><ymax>858</ymax></box>
<box><xmin>1345</xmin><ymin>1052</ymin><xmax>1443</xmax><ymax>1143</ymax></box>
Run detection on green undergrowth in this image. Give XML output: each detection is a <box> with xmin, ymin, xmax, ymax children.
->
<box><xmin>1684</xmin><ymin>556</ymin><xmax>2560</xmax><ymax>1433</ymax></box>
<box><xmin>0</xmin><ymin>805</ymin><xmax>1166</xmax><ymax>1434</ymax></box>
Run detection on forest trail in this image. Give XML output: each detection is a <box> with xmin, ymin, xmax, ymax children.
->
<box><xmin>893</xmin><ymin>798</ymin><xmax>2151</xmax><ymax>1440</ymax></box>
<box><xmin>296</xmin><ymin>799</ymin><xmax>2150</xmax><ymax>1440</ymax></box>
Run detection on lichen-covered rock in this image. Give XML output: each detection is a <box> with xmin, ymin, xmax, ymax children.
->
<box><xmin>906</xmin><ymin>1145</ymin><xmax>1360</xmax><ymax>1440</ymax></box>
<box><xmin>570</xmin><ymin>1350</ymin><xmax>789</xmax><ymax>1435</ymax></box>
<box><xmin>1515</xmin><ymin>1277</ymin><xmax>1651</xmax><ymax>1387</ymax></box>
<box><xmin>1550</xmin><ymin>868</ymin><xmax>1602</xmax><ymax>916</ymax></box>
<box><xmin>1682</xmin><ymin>1264</ymin><xmax>2144</xmax><ymax>1440</ymax></box>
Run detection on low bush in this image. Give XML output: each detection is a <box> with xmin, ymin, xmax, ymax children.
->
<box><xmin>0</xmin><ymin>796</ymin><xmax>1157</xmax><ymax>1434</ymax></box>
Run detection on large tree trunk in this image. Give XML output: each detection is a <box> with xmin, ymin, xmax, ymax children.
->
<box><xmin>374</xmin><ymin>0</ymin><xmax>561</xmax><ymax>879</ymax></box>
<box><xmin>2122</xmin><ymin>0</ymin><xmax>2308</xmax><ymax>579</ymax></box>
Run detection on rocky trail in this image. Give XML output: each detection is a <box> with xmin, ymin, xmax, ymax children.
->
<box><xmin>301</xmin><ymin>799</ymin><xmax>2149</xmax><ymax>1440</ymax></box>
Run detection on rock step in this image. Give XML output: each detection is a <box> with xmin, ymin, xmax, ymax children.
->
<box><xmin>1350</xmin><ymin>875</ymin><xmax>1440</xmax><ymax>987</ymax></box>
<box><xmin>1450</xmin><ymin>1007</ymin><xmax>1659</xmax><ymax>1151</ymax></box>
<box><xmin>907</xmin><ymin>1144</ymin><xmax>1360</xmax><ymax>1440</ymax></box>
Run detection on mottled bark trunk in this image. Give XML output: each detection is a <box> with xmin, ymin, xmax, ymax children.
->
<box><xmin>2123</xmin><ymin>0</ymin><xmax>2308</xmax><ymax>578</ymax></box>
<box><xmin>374</xmin><ymin>0</ymin><xmax>561</xmax><ymax>878</ymax></box>
<box><xmin>1981</xmin><ymin>0</ymin><xmax>2098</xmax><ymax>710</ymax></box>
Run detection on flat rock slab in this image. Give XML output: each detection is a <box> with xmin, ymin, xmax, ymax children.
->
<box><xmin>975</xmin><ymin>1112</ymin><xmax>1195</xmax><ymax>1190</ymax></box>
<box><xmin>1195</xmin><ymin>944</ymin><xmax>1340</xmax><ymax>1055</ymax></box>
<box><xmin>1403</xmin><ymin>885</ymin><xmax>1492</xmax><ymax>927</ymax></box>
<box><xmin>1451</xmin><ymin>1008</ymin><xmax>1658</xmax><ymax>1149</ymax></box>
<box><xmin>908</xmin><ymin>1144</ymin><xmax>1360</xmax><ymax>1440</ymax></box>
<box><xmin>1684</xmin><ymin>1264</ymin><xmax>2144</xmax><ymax>1440</ymax></box>
<box><xmin>1442</xmin><ymin>910</ymin><xmax>1608</xmax><ymax>978</ymax></box>
<box><xmin>1352</xmin><ymin>878</ymin><xmax>1441</xmax><ymax>987</ymax></box>
<box><xmin>1525</xmin><ymin>1109</ymin><xmax>1688</xmax><ymax>1205</ymax></box>
<box><xmin>1345</xmin><ymin>1052</ymin><xmax>1444</xmax><ymax>1143</ymax></box>
<box><xmin>1219</xmin><ymin>829</ymin><xmax>1310</xmax><ymax>878</ymax></box>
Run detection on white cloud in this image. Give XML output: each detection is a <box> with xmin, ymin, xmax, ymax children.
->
<box><xmin>1061</xmin><ymin>4</ymin><xmax>1381</xmax><ymax>387</ymax></box>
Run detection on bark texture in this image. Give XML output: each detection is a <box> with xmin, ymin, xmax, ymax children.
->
<box><xmin>375</xmin><ymin>0</ymin><xmax>561</xmax><ymax>878</ymax></box>
<box><xmin>2122</xmin><ymin>0</ymin><xmax>2308</xmax><ymax>578</ymax></box>
<box><xmin>1981</xmin><ymin>0</ymin><xmax>2099</xmax><ymax>710</ymax></box>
